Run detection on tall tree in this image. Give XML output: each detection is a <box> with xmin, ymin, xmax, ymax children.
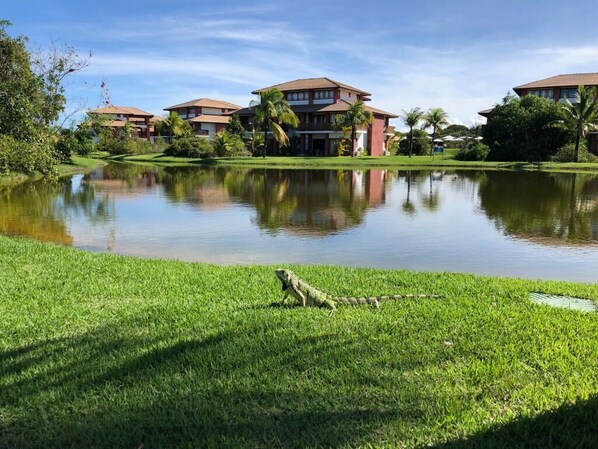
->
<box><xmin>333</xmin><ymin>100</ymin><xmax>373</xmax><ymax>157</ymax></box>
<box><xmin>0</xmin><ymin>20</ymin><xmax>88</xmax><ymax>174</ymax></box>
<box><xmin>483</xmin><ymin>94</ymin><xmax>568</xmax><ymax>161</ymax></box>
<box><xmin>401</xmin><ymin>107</ymin><xmax>424</xmax><ymax>158</ymax></box>
<box><xmin>423</xmin><ymin>108</ymin><xmax>449</xmax><ymax>156</ymax></box>
<box><xmin>561</xmin><ymin>85</ymin><xmax>598</xmax><ymax>162</ymax></box>
<box><xmin>227</xmin><ymin>113</ymin><xmax>246</xmax><ymax>138</ymax></box>
<box><xmin>250</xmin><ymin>88</ymin><xmax>298</xmax><ymax>158</ymax></box>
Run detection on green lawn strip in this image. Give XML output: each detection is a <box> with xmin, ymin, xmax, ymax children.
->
<box><xmin>1</xmin><ymin>156</ymin><xmax>106</xmax><ymax>188</ymax></box>
<box><xmin>100</xmin><ymin>152</ymin><xmax>598</xmax><ymax>173</ymax></box>
<box><xmin>0</xmin><ymin>236</ymin><xmax>597</xmax><ymax>448</ymax></box>
<box><xmin>56</xmin><ymin>156</ymin><xmax>107</xmax><ymax>176</ymax></box>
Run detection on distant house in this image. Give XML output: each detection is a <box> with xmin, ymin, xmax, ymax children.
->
<box><xmin>236</xmin><ymin>77</ymin><xmax>397</xmax><ymax>156</ymax></box>
<box><xmin>163</xmin><ymin>98</ymin><xmax>241</xmax><ymax>140</ymax></box>
<box><xmin>91</xmin><ymin>106</ymin><xmax>156</xmax><ymax>141</ymax></box>
<box><xmin>480</xmin><ymin>73</ymin><xmax>598</xmax><ymax>153</ymax></box>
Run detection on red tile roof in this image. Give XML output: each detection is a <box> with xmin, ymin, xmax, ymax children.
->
<box><xmin>253</xmin><ymin>77</ymin><xmax>371</xmax><ymax>96</ymax></box>
<box><xmin>190</xmin><ymin>115</ymin><xmax>231</xmax><ymax>124</ymax></box>
<box><xmin>164</xmin><ymin>98</ymin><xmax>242</xmax><ymax>111</ymax></box>
<box><xmin>92</xmin><ymin>106</ymin><xmax>154</xmax><ymax>117</ymax></box>
<box><xmin>514</xmin><ymin>73</ymin><xmax>598</xmax><ymax>90</ymax></box>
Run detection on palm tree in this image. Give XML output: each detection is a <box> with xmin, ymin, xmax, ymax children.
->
<box><xmin>155</xmin><ymin>112</ymin><xmax>192</xmax><ymax>139</ymax></box>
<box><xmin>334</xmin><ymin>100</ymin><xmax>373</xmax><ymax>157</ymax></box>
<box><xmin>423</xmin><ymin>108</ymin><xmax>449</xmax><ymax>156</ymax></box>
<box><xmin>402</xmin><ymin>107</ymin><xmax>424</xmax><ymax>158</ymax></box>
<box><xmin>250</xmin><ymin>88</ymin><xmax>298</xmax><ymax>158</ymax></box>
<box><xmin>561</xmin><ymin>85</ymin><xmax>598</xmax><ymax>162</ymax></box>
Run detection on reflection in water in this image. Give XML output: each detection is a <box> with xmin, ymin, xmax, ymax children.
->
<box><xmin>479</xmin><ymin>171</ymin><xmax>598</xmax><ymax>244</ymax></box>
<box><xmin>87</xmin><ymin>165</ymin><xmax>390</xmax><ymax>236</ymax></box>
<box><xmin>1</xmin><ymin>163</ymin><xmax>597</xmax><ymax>282</ymax></box>
<box><xmin>0</xmin><ymin>178</ymin><xmax>113</xmax><ymax>245</ymax></box>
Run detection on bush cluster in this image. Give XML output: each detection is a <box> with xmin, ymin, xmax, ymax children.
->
<box><xmin>0</xmin><ymin>135</ymin><xmax>56</xmax><ymax>175</ymax></box>
<box><xmin>483</xmin><ymin>95</ymin><xmax>571</xmax><ymax>161</ymax></box>
<box><xmin>397</xmin><ymin>129</ymin><xmax>430</xmax><ymax>156</ymax></box>
<box><xmin>454</xmin><ymin>141</ymin><xmax>490</xmax><ymax>161</ymax></box>
<box><xmin>165</xmin><ymin>132</ymin><xmax>251</xmax><ymax>159</ymax></box>
<box><xmin>97</xmin><ymin>138</ymin><xmax>157</xmax><ymax>156</ymax></box>
<box><xmin>165</xmin><ymin>137</ymin><xmax>214</xmax><ymax>158</ymax></box>
<box><xmin>552</xmin><ymin>142</ymin><xmax>598</xmax><ymax>163</ymax></box>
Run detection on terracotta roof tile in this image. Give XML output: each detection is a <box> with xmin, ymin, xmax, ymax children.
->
<box><xmin>253</xmin><ymin>77</ymin><xmax>371</xmax><ymax>96</ymax></box>
<box><xmin>514</xmin><ymin>73</ymin><xmax>598</xmax><ymax>90</ymax></box>
<box><xmin>190</xmin><ymin>115</ymin><xmax>231</xmax><ymax>124</ymax></box>
<box><xmin>164</xmin><ymin>98</ymin><xmax>242</xmax><ymax>111</ymax></box>
<box><xmin>92</xmin><ymin>106</ymin><xmax>154</xmax><ymax>117</ymax></box>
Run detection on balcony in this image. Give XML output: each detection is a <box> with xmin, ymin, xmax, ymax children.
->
<box><xmin>297</xmin><ymin>122</ymin><xmax>330</xmax><ymax>132</ymax></box>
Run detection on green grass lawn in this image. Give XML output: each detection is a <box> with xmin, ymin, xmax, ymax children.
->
<box><xmin>102</xmin><ymin>151</ymin><xmax>598</xmax><ymax>174</ymax></box>
<box><xmin>1</xmin><ymin>156</ymin><xmax>107</xmax><ymax>188</ymax></box>
<box><xmin>1</xmin><ymin>236</ymin><xmax>598</xmax><ymax>448</ymax></box>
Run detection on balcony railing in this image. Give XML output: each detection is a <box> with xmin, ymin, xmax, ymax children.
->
<box><xmin>297</xmin><ymin>123</ymin><xmax>330</xmax><ymax>131</ymax></box>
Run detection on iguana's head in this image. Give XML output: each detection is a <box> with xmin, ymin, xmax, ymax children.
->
<box><xmin>275</xmin><ymin>269</ymin><xmax>296</xmax><ymax>291</ymax></box>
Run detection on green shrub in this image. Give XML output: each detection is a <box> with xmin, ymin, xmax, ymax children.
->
<box><xmin>213</xmin><ymin>131</ymin><xmax>250</xmax><ymax>157</ymax></box>
<box><xmin>165</xmin><ymin>137</ymin><xmax>214</xmax><ymax>158</ymax></box>
<box><xmin>0</xmin><ymin>134</ymin><xmax>56</xmax><ymax>175</ymax></box>
<box><xmin>397</xmin><ymin>129</ymin><xmax>430</xmax><ymax>155</ymax></box>
<box><xmin>455</xmin><ymin>141</ymin><xmax>490</xmax><ymax>161</ymax></box>
<box><xmin>98</xmin><ymin>138</ymin><xmax>157</xmax><ymax>156</ymax></box>
<box><xmin>53</xmin><ymin>129</ymin><xmax>76</xmax><ymax>162</ymax></box>
<box><xmin>483</xmin><ymin>94</ymin><xmax>570</xmax><ymax>161</ymax></box>
<box><xmin>552</xmin><ymin>142</ymin><xmax>598</xmax><ymax>162</ymax></box>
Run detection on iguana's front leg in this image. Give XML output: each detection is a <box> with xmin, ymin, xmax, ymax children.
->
<box><xmin>281</xmin><ymin>286</ymin><xmax>306</xmax><ymax>307</ymax></box>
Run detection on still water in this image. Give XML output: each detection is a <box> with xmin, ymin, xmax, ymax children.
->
<box><xmin>1</xmin><ymin>163</ymin><xmax>597</xmax><ymax>282</ymax></box>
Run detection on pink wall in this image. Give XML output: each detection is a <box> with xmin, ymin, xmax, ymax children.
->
<box><xmin>369</xmin><ymin>116</ymin><xmax>386</xmax><ymax>156</ymax></box>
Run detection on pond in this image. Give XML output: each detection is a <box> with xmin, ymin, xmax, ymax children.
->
<box><xmin>1</xmin><ymin>163</ymin><xmax>598</xmax><ymax>283</ymax></box>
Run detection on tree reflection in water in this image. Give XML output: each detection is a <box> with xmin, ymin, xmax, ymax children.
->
<box><xmin>2</xmin><ymin>164</ymin><xmax>597</xmax><ymax>252</ymax></box>
<box><xmin>0</xmin><ymin>177</ymin><xmax>113</xmax><ymax>245</ymax></box>
<box><xmin>478</xmin><ymin>171</ymin><xmax>598</xmax><ymax>244</ymax></box>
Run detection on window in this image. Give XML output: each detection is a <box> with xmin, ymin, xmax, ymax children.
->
<box><xmin>314</xmin><ymin>90</ymin><xmax>333</xmax><ymax>100</ymax></box>
<box><xmin>528</xmin><ymin>89</ymin><xmax>553</xmax><ymax>99</ymax></box>
<box><xmin>288</xmin><ymin>91</ymin><xmax>308</xmax><ymax>101</ymax></box>
<box><xmin>560</xmin><ymin>88</ymin><xmax>577</xmax><ymax>99</ymax></box>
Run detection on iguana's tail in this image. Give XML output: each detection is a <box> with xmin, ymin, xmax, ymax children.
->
<box><xmin>332</xmin><ymin>294</ymin><xmax>442</xmax><ymax>308</ymax></box>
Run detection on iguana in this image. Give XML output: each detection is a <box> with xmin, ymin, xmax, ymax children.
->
<box><xmin>275</xmin><ymin>269</ymin><xmax>441</xmax><ymax>313</ymax></box>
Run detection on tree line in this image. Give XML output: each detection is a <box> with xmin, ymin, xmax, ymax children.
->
<box><xmin>0</xmin><ymin>20</ymin><xmax>89</xmax><ymax>175</ymax></box>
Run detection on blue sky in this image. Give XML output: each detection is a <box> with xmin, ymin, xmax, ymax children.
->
<box><xmin>4</xmin><ymin>0</ymin><xmax>598</xmax><ymax>127</ymax></box>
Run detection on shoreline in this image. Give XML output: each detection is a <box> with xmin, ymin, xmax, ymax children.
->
<box><xmin>3</xmin><ymin>152</ymin><xmax>598</xmax><ymax>188</ymax></box>
<box><xmin>103</xmin><ymin>152</ymin><xmax>598</xmax><ymax>174</ymax></box>
<box><xmin>0</xmin><ymin>156</ymin><xmax>107</xmax><ymax>188</ymax></box>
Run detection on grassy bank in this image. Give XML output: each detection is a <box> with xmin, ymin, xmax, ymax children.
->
<box><xmin>1</xmin><ymin>236</ymin><xmax>597</xmax><ymax>448</ymax></box>
<box><xmin>102</xmin><ymin>151</ymin><xmax>598</xmax><ymax>173</ymax></box>
<box><xmin>0</xmin><ymin>156</ymin><xmax>106</xmax><ymax>188</ymax></box>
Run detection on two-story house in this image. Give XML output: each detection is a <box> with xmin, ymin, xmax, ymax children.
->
<box><xmin>91</xmin><ymin>106</ymin><xmax>156</xmax><ymax>141</ymax></box>
<box><xmin>480</xmin><ymin>73</ymin><xmax>598</xmax><ymax>153</ymax></box>
<box><xmin>236</xmin><ymin>77</ymin><xmax>397</xmax><ymax>156</ymax></box>
<box><xmin>163</xmin><ymin>98</ymin><xmax>241</xmax><ymax>140</ymax></box>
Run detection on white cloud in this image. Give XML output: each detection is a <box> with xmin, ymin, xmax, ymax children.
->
<box><xmin>58</xmin><ymin>9</ymin><xmax>598</xmax><ymax>128</ymax></box>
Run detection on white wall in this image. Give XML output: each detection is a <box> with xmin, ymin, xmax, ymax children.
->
<box><xmin>201</xmin><ymin>123</ymin><xmax>217</xmax><ymax>139</ymax></box>
<box><xmin>340</xmin><ymin>89</ymin><xmax>357</xmax><ymax>102</ymax></box>
<box><xmin>313</xmin><ymin>99</ymin><xmax>334</xmax><ymax>105</ymax></box>
<box><xmin>356</xmin><ymin>131</ymin><xmax>367</xmax><ymax>150</ymax></box>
